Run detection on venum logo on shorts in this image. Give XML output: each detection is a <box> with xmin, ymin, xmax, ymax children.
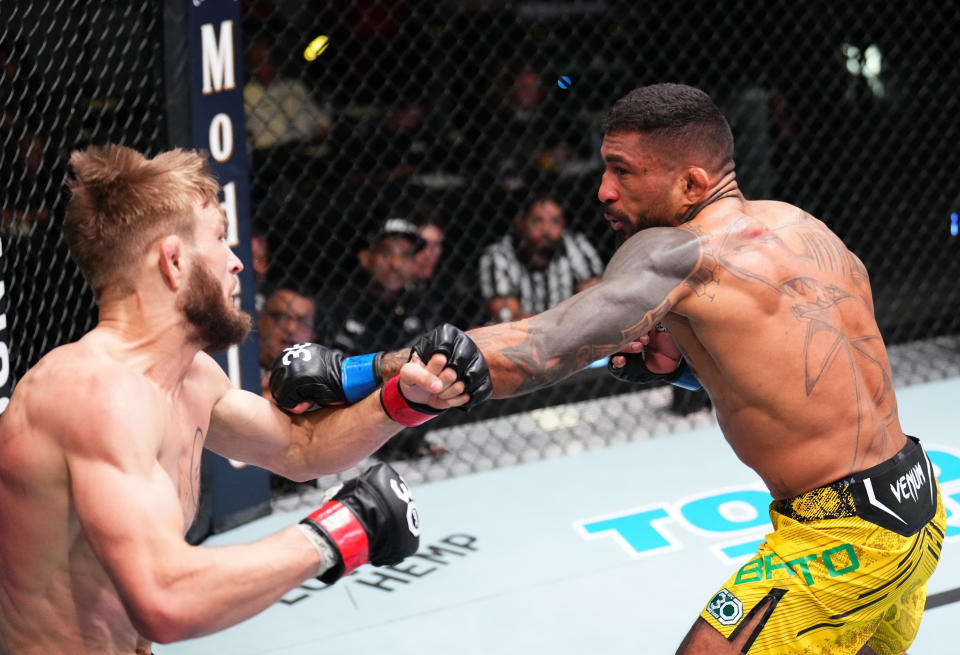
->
<box><xmin>707</xmin><ymin>588</ymin><xmax>743</xmax><ymax>626</ymax></box>
<box><xmin>889</xmin><ymin>461</ymin><xmax>928</xmax><ymax>504</ymax></box>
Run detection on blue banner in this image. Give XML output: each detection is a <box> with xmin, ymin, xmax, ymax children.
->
<box><xmin>175</xmin><ymin>0</ymin><xmax>271</xmax><ymax>536</ymax></box>
<box><xmin>186</xmin><ymin>0</ymin><xmax>260</xmax><ymax>394</ymax></box>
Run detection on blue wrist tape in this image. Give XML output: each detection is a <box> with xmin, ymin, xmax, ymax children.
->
<box><xmin>671</xmin><ymin>362</ymin><xmax>702</xmax><ymax>391</ymax></box>
<box><xmin>341</xmin><ymin>352</ymin><xmax>380</xmax><ymax>403</ymax></box>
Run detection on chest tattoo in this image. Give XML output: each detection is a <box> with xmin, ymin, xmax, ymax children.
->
<box><xmin>189</xmin><ymin>427</ymin><xmax>202</xmax><ymax>511</ymax></box>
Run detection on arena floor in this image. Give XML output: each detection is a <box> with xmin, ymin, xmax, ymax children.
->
<box><xmin>156</xmin><ymin>338</ymin><xmax>960</xmax><ymax>654</ymax></box>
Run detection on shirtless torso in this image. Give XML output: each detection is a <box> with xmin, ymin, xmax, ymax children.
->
<box><xmin>0</xmin><ymin>326</ymin><xmax>443</xmax><ymax>653</ymax></box>
<box><xmin>0</xmin><ymin>143</ymin><xmax>479</xmax><ymax>654</ymax></box>
<box><xmin>0</xmin><ymin>332</ymin><xmax>223</xmax><ymax>654</ymax></box>
<box><xmin>663</xmin><ymin>199</ymin><xmax>902</xmax><ymax>498</ymax></box>
<box><xmin>375</xmin><ymin>87</ymin><xmax>929</xmax><ymax>655</ymax></box>
<box><xmin>464</xmin><ymin>197</ymin><xmax>903</xmax><ymax>500</ymax></box>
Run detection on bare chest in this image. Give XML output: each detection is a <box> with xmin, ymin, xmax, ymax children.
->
<box><xmin>157</xmin><ymin>406</ymin><xmax>209</xmax><ymax>531</ymax></box>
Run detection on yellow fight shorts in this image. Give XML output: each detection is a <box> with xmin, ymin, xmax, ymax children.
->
<box><xmin>701</xmin><ymin>437</ymin><xmax>946</xmax><ymax>655</ymax></box>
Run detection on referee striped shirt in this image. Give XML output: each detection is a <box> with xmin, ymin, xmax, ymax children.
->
<box><xmin>478</xmin><ymin>232</ymin><xmax>605</xmax><ymax>315</ymax></box>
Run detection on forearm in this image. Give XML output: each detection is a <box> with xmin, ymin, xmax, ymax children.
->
<box><xmin>466</xmin><ymin>315</ymin><xmax>616</xmax><ymax>398</ymax></box>
<box><xmin>287</xmin><ymin>393</ymin><xmax>402</xmax><ymax>477</ymax></box>
<box><xmin>378</xmin><ymin>349</ymin><xmax>412</xmax><ymax>382</ymax></box>
<box><xmin>401</xmin><ymin>288</ymin><xmax>668</xmax><ymax>398</ymax></box>
<box><xmin>381</xmin><ymin>310</ymin><xmax>641</xmax><ymax>399</ymax></box>
<box><xmin>133</xmin><ymin>527</ymin><xmax>319</xmax><ymax>642</ymax></box>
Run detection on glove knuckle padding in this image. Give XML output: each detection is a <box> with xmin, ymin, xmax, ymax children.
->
<box><xmin>411</xmin><ymin>323</ymin><xmax>456</xmax><ymax>362</ymax></box>
<box><xmin>269</xmin><ymin>343</ymin><xmax>346</xmax><ymax>408</ymax></box>
<box><xmin>412</xmin><ymin>324</ymin><xmax>492</xmax><ymax>410</ymax></box>
<box><xmin>335</xmin><ymin>463</ymin><xmax>420</xmax><ymax>566</ymax></box>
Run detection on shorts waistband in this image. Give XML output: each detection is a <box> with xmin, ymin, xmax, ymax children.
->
<box><xmin>772</xmin><ymin>436</ymin><xmax>937</xmax><ymax>536</ymax></box>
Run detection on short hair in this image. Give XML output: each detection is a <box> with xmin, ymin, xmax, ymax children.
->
<box><xmin>259</xmin><ymin>267</ymin><xmax>321</xmax><ymax>303</ymax></box>
<box><xmin>601</xmin><ymin>83</ymin><xmax>734</xmax><ymax>170</ymax></box>
<box><xmin>517</xmin><ymin>188</ymin><xmax>563</xmax><ymax>222</ymax></box>
<box><xmin>65</xmin><ymin>145</ymin><xmax>219</xmax><ymax>300</ymax></box>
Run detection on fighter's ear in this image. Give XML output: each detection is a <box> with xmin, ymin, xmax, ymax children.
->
<box><xmin>158</xmin><ymin>235</ymin><xmax>184</xmax><ymax>290</ymax></box>
<box><xmin>682</xmin><ymin>166</ymin><xmax>711</xmax><ymax>201</ymax></box>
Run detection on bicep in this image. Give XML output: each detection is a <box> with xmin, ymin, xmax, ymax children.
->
<box><xmin>469</xmin><ymin>228</ymin><xmax>701</xmax><ymax>396</ymax></box>
<box><xmin>206</xmin><ymin>387</ymin><xmax>297</xmax><ymax>469</ymax></box>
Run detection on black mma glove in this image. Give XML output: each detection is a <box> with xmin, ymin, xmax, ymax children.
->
<box><xmin>298</xmin><ymin>463</ymin><xmax>420</xmax><ymax>584</ymax></box>
<box><xmin>379</xmin><ymin>323</ymin><xmax>493</xmax><ymax>427</ymax></box>
<box><xmin>269</xmin><ymin>343</ymin><xmax>384</xmax><ymax>410</ymax></box>
<box><xmin>607</xmin><ymin>352</ymin><xmax>702</xmax><ymax>391</ymax></box>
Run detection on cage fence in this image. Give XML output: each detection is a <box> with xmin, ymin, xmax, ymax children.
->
<box><xmin>2</xmin><ymin>0</ymin><xmax>959</xmax><ymax>491</ymax></box>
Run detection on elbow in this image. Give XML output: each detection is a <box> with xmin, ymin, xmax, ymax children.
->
<box><xmin>278</xmin><ymin>467</ymin><xmax>323</xmax><ymax>483</ymax></box>
<box><xmin>125</xmin><ymin>589</ymin><xmax>196</xmax><ymax>644</ymax></box>
<box><xmin>269</xmin><ymin>451</ymin><xmax>325</xmax><ymax>481</ymax></box>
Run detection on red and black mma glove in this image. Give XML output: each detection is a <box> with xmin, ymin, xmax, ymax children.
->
<box><xmin>269</xmin><ymin>342</ymin><xmax>384</xmax><ymax>410</ymax></box>
<box><xmin>380</xmin><ymin>323</ymin><xmax>493</xmax><ymax>427</ymax></box>
<box><xmin>297</xmin><ymin>463</ymin><xmax>420</xmax><ymax>584</ymax></box>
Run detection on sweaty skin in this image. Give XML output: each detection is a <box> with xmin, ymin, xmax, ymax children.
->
<box><xmin>467</xmin><ymin>199</ymin><xmax>900</xmax><ymax>500</ymax></box>
<box><xmin>0</xmin><ymin>200</ymin><xmax>467</xmax><ymax>654</ymax></box>
<box><xmin>382</xmin><ymin>148</ymin><xmax>901</xmax><ymax>503</ymax></box>
<box><xmin>381</xmin><ymin>102</ymin><xmax>912</xmax><ymax>655</ymax></box>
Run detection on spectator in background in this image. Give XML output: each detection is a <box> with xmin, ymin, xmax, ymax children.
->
<box><xmin>338</xmin><ymin>95</ymin><xmax>434</xmax><ymax>189</ymax></box>
<box><xmin>243</xmin><ymin>37</ymin><xmax>332</xmax><ymax>152</ymax></box>
<box><xmin>1</xmin><ymin>46</ymin><xmax>62</xmax><ymax>236</ymax></box>
<box><xmin>257</xmin><ymin>281</ymin><xmax>317</xmax><ymax>389</ymax></box>
<box><xmin>1</xmin><ymin>132</ymin><xmax>56</xmax><ymax>234</ymax></box>
<box><xmin>484</xmin><ymin>63</ymin><xmax>587</xmax><ymax>189</ymax></box>
<box><xmin>250</xmin><ymin>223</ymin><xmax>270</xmax><ymax>309</ymax></box>
<box><xmin>479</xmin><ymin>191</ymin><xmax>603</xmax><ymax>323</ymax></box>
<box><xmin>408</xmin><ymin>207</ymin><xmax>482</xmax><ymax>334</ymax></box>
<box><xmin>316</xmin><ymin>216</ymin><xmax>428</xmax><ymax>355</ymax></box>
<box><xmin>412</xmin><ymin>214</ymin><xmax>444</xmax><ymax>285</ymax></box>
<box><xmin>251</xmin><ymin>229</ymin><xmax>270</xmax><ymax>285</ymax></box>
<box><xmin>317</xmin><ymin>216</ymin><xmax>448</xmax><ymax>460</ymax></box>
<box><xmin>256</xmin><ymin>279</ymin><xmax>318</xmax><ymax>494</ymax></box>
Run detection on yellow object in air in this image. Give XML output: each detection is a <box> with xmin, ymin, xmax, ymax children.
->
<box><xmin>304</xmin><ymin>35</ymin><xmax>329</xmax><ymax>61</ymax></box>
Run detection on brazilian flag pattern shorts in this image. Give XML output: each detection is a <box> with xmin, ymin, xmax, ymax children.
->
<box><xmin>700</xmin><ymin>437</ymin><xmax>946</xmax><ymax>654</ymax></box>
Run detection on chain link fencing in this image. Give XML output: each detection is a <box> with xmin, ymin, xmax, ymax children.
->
<box><xmin>3</xmin><ymin>1</ymin><xmax>959</xmax><ymax>490</ymax></box>
<box><xmin>1</xmin><ymin>0</ymin><xmax>167</xmax><ymax>387</ymax></box>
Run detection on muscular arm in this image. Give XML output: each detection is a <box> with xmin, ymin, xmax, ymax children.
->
<box><xmin>60</xmin><ymin>376</ymin><xmax>320</xmax><ymax>643</ymax></box>
<box><xmin>207</xmin><ymin>389</ymin><xmax>402</xmax><ymax>478</ymax></box>
<box><xmin>204</xmin><ymin>353</ymin><xmax>452</xmax><ymax>479</ymax></box>
<box><xmin>387</xmin><ymin>227</ymin><xmax>703</xmax><ymax>397</ymax></box>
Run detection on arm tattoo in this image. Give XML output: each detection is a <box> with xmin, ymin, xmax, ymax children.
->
<box><xmin>470</xmin><ymin>227</ymin><xmax>700</xmax><ymax>398</ymax></box>
<box><xmin>479</xmin><ymin>298</ymin><xmax>675</xmax><ymax>396</ymax></box>
<box><xmin>679</xmin><ymin>225</ymin><xmax>720</xmax><ymax>299</ymax></box>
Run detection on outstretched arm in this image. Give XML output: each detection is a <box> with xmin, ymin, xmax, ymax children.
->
<box><xmin>388</xmin><ymin>227</ymin><xmax>704</xmax><ymax>397</ymax></box>
<box><xmin>210</xmin><ymin>323</ymin><xmax>491</xmax><ymax>478</ymax></box>
<box><xmin>206</xmin><ymin>352</ymin><xmax>462</xmax><ymax>478</ymax></box>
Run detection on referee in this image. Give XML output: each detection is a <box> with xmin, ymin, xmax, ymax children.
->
<box><xmin>479</xmin><ymin>191</ymin><xmax>604</xmax><ymax>322</ymax></box>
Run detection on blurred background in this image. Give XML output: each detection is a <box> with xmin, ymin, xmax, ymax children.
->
<box><xmin>2</xmin><ymin>0</ymin><xmax>959</xmax><ymax>526</ymax></box>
